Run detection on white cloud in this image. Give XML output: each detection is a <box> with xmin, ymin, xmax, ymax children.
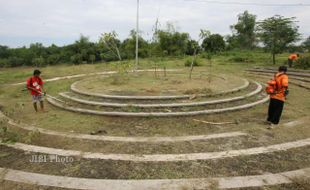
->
<box><xmin>0</xmin><ymin>0</ymin><xmax>309</xmax><ymax>47</ymax></box>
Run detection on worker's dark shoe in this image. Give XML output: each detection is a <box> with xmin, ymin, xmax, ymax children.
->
<box><xmin>264</xmin><ymin>120</ymin><xmax>272</xmax><ymax>125</ymax></box>
<box><xmin>267</xmin><ymin>123</ymin><xmax>277</xmax><ymax>129</ymax></box>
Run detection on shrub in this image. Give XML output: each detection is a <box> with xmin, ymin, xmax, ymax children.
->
<box><xmin>70</xmin><ymin>54</ymin><xmax>82</xmax><ymax>64</ymax></box>
<box><xmin>0</xmin><ymin>59</ymin><xmax>9</xmax><ymax>68</ymax></box>
<box><xmin>32</xmin><ymin>57</ymin><xmax>46</xmax><ymax>67</ymax></box>
<box><xmin>0</xmin><ymin>126</ymin><xmax>20</xmax><ymax>143</ymax></box>
<box><xmin>201</xmin><ymin>52</ymin><xmax>213</xmax><ymax>60</ymax></box>
<box><xmin>295</xmin><ymin>56</ymin><xmax>310</xmax><ymax>69</ymax></box>
<box><xmin>184</xmin><ymin>59</ymin><xmax>200</xmax><ymax>67</ymax></box>
<box><xmin>228</xmin><ymin>55</ymin><xmax>254</xmax><ymax>63</ymax></box>
<box><xmin>23</xmin><ymin>130</ymin><xmax>41</xmax><ymax>144</ymax></box>
<box><xmin>8</xmin><ymin>56</ymin><xmax>24</xmax><ymax>67</ymax></box>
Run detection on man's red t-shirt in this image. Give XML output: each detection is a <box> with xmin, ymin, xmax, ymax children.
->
<box><xmin>26</xmin><ymin>76</ymin><xmax>44</xmax><ymax>96</ymax></box>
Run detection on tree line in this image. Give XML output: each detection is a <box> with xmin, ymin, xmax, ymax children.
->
<box><xmin>1</xmin><ymin>11</ymin><xmax>309</xmax><ymax>68</ymax></box>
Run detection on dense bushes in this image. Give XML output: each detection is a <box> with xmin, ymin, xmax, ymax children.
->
<box><xmin>0</xmin><ymin>31</ymin><xmax>198</xmax><ymax>68</ymax></box>
<box><xmin>228</xmin><ymin>56</ymin><xmax>254</xmax><ymax>63</ymax></box>
<box><xmin>295</xmin><ymin>56</ymin><xmax>310</xmax><ymax>69</ymax></box>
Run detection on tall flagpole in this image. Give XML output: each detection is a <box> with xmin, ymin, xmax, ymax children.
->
<box><xmin>135</xmin><ymin>0</ymin><xmax>139</xmax><ymax>71</ymax></box>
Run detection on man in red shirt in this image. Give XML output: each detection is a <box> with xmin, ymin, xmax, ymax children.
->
<box><xmin>27</xmin><ymin>70</ymin><xmax>46</xmax><ymax>112</ymax></box>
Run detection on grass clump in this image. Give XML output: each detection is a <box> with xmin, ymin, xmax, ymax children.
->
<box><xmin>184</xmin><ymin>59</ymin><xmax>200</xmax><ymax>67</ymax></box>
<box><xmin>295</xmin><ymin>55</ymin><xmax>310</xmax><ymax>69</ymax></box>
<box><xmin>110</xmin><ymin>74</ymin><xmax>130</xmax><ymax>85</ymax></box>
<box><xmin>0</xmin><ymin>125</ymin><xmax>20</xmax><ymax>143</ymax></box>
<box><xmin>22</xmin><ymin>130</ymin><xmax>41</xmax><ymax>144</ymax></box>
<box><xmin>183</xmin><ymin>88</ymin><xmax>212</xmax><ymax>95</ymax></box>
<box><xmin>228</xmin><ymin>55</ymin><xmax>254</xmax><ymax>63</ymax></box>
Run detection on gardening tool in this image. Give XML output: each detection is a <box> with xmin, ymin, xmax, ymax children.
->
<box><xmin>23</xmin><ymin>87</ymin><xmax>67</xmax><ymax>104</ymax></box>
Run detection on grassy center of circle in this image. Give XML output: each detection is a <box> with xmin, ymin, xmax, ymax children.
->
<box><xmin>75</xmin><ymin>72</ymin><xmax>242</xmax><ymax>96</ymax></box>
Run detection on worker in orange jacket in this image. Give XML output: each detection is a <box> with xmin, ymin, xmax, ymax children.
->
<box><xmin>267</xmin><ymin>66</ymin><xmax>289</xmax><ymax>128</ymax></box>
<box><xmin>288</xmin><ymin>53</ymin><xmax>299</xmax><ymax>68</ymax></box>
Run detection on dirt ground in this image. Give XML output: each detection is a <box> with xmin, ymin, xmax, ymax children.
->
<box><xmin>0</xmin><ymin>57</ymin><xmax>309</xmax><ymax>189</ymax></box>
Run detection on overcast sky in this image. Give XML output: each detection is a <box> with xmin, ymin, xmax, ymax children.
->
<box><xmin>0</xmin><ymin>0</ymin><xmax>309</xmax><ymax>48</ymax></box>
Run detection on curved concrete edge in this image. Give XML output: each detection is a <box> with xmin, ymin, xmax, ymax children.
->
<box><xmin>60</xmin><ymin>82</ymin><xmax>262</xmax><ymax>108</ymax></box>
<box><xmin>253</xmin><ymin>67</ymin><xmax>310</xmax><ymax>73</ymax></box>
<box><xmin>290</xmin><ymin>82</ymin><xmax>310</xmax><ymax>90</ymax></box>
<box><xmin>247</xmin><ymin>71</ymin><xmax>310</xmax><ymax>83</ymax></box>
<box><xmin>3</xmin><ymin>138</ymin><xmax>310</xmax><ymax>162</ymax></box>
<box><xmin>9</xmin><ymin>69</ymin><xmax>179</xmax><ymax>86</ymax></box>
<box><xmin>0</xmin><ymin>112</ymin><xmax>247</xmax><ymax>143</ymax></box>
<box><xmin>247</xmin><ymin>72</ymin><xmax>310</xmax><ymax>90</ymax></box>
<box><xmin>47</xmin><ymin>95</ymin><xmax>269</xmax><ymax>117</ymax></box>
<box><xmin>10</xmin><ymin>71</ymin><xmax>116</xmax><ymax>86</ymax></box>
<box><xmin>0</xmin><ymin>167</ymin><xmax>309</xmax><ymax>190</ymax></box>
<box><xmin>282</xmin><ymin>117</ymin><xmax>310</xmax><ymax>128</ymax></box>
<box><xmin>70</xmin><ymin>78</ymin><xmax>250</xmax><ymax>100</ymax></box>
<box><xmin>246</xmin><ymin>69</ymin><xmax>310</xmax><ymax>78</ymax></box>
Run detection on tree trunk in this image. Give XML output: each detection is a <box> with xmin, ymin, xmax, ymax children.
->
<box><xmin>164</xmin><ymin>66</ymin><xmax>166</xmax><ymax>77</ymax></box>
<box><xmin>272</xmin><ymin>53</ymin><xmax>276</xmax><ymax>65</ymax></box>
<box><xmin>189</xmin><ymin>49</ymin><xmax>197</xmax><ymax>80</ymax></box>
<box><xmin>115</xmin><ymin>47</ymin><xmax>122</xmax><ymax>61</ymax></box>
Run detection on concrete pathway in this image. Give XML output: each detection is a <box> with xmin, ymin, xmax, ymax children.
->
<box><xmin>0</xmin><ymin>111</ymin><xmax>247</xmax><ymax>143</ymax></box>
<box><xmin>71</xmin><ymin>78</ymin><xmax>249</xmax><ymax>100</ymax></box>
<box><xmin>60</xmin><ymin>81</ymin><xmax>261</xmax><ymax>108</ymax></box>
<box><xmin>47</xmin><ymin>95</ymin><xmax>269</xmax><ymax>117</ymax></box>
<box><xmin>3</xmin><ymin>138</ymin><xmax>310</xmax><ymax>162</ymax></box>
<box><xmin>9</xmin><ymin>69</ymin><xmax>179</xmax><ymax>86</ymax></box>
<box><xmin>0</xmin><ymin>167</ymin><xmax>309</xmax><ymax>190</ymax></box>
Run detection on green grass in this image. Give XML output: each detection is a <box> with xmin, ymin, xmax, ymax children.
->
<box><xmin>0</xmin><ymin>51</ymin><xmax>310</xmax><ymax>186</ymax></box>
<box><xmin>75</xmin><ymin>71</ymin><xmax>243</xmax><ymax>96</ymax></box>
<box><xmin>0</xmin><ymin>51</ymin><xmax>309</xmax><ymax>136</ymax></box>
<box><xmin>0</xmin><ymin>51</ymin><xmax>296</xmax><ymax>85</ymax></box>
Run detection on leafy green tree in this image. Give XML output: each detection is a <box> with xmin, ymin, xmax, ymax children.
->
<box><xmin>186</xmin><ymin>40</ymin><xmax>199</xmax><ymax>55</ymax></box>
<box><xmin>29</xmin><ymin>43</ymin><xmax>45</xmax><ymax>58</ymax></box>
<box><xmin>122</xmin><ymin>30</ymin><xmax>149</xmax><ymax>59</ymax></box>
<box><xmin>70</xmin><ymin>54</ymin><xmax>82</xmax><ymax>64</ymax></box>
<box><xmin>73</xmin><ymin>35</ymin><xmax>97</xmax><ymax>63</ymax></box>
<box><xmin>99</xmin><ymin>31</ymin><xmax>122</xmax><ymax>61</ymax></box>
<box><xmin>0</xmin><ymin>45</ymin><xmax>10</xmax><ymax>58</ymax></box>
<box><xmin>46</xmin><ymin>54</ymin><xmax>61</xmax><ymax>65</ymax></box>
<box><xmin>225</xmin><ymin>35</ymin><xmax>238</xmax><ymax>50</ymax></box>
<box><xmin>45</xmin><ymin>44</ymin><xmax>61</xmax><ymax>65</ymax></box>
<box><xmin>32</xmin><ymin>57</ymin><xmax>45</xmax><ymax>67</ymax></box>
<box><xmin>8</xmin><ymin>56</ymin><xmax>24</xmax><ymax>67</ymax></box>
<box><xmin>188</xmin><ymin>30</ymin><xmax>209</xmax><ymax>79</ymax></box>
<box><xmin>13</xmin><ymin>47</ymin><xmax>34</xmax><ymax>66</ymax></box>
<box><xmin>230</xmin><ymin>11</ymin><xmax>257</xmax><ymax>49</ymax></box>
<box><xmin>157</xmin><ymin>30</ymin><xmax>190</xmax><ymax>56</ymax></box>
<box><xmin>302</xmin><ymin>36</ymin><xmax>310</xmax><ymax>52</ymax></box>
<box><xmin>201</xmin><ymin>34</ymin><xmax>225</xmax><ymax>53</ymax></box>
<box><xmin>89</xmin><ymin>54</ymin><xmax>96</xmax><ymax>64</ymax></box>
<box><xmin>152</xmin><ymin>22</ymin><xmax>190</xmax><ymax>56</ymax></box>
<box><xmin>257</xmin><ymin>15</ymin><xmax>301</xmax><ymax>64</ymax></box>
<box><xmin>0</xmin><ymin>59</ymin><xmax>9</xmax><ymax>68</ymax></box>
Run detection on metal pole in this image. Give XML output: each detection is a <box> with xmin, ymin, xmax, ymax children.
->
<box><xmin>135</xmin><ymin>0</ymin><xmax>139</xmax><ymax>71</ymax></box>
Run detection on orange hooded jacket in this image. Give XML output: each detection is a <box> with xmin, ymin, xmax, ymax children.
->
<box><xmin>270</xmin><ymin>72</ymin><xmax>289</xmax><ymax>102</ymax></box>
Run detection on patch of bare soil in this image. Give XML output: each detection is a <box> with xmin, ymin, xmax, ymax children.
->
<box><xmin>0</xmin><ymin>181</ymin><xmax>69</xmax><ymax>190</ymax></box>
<box><xmin>0</xmin><ymin>146</ymin><xmax>309</xmax><ymax>180</ymax></box>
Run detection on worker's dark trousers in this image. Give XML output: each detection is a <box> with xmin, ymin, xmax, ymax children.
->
<box><xmin>288</xmin><ymin>59</ymin><xmax>293</xmax><ymax>68</ymax></box>
<box><xmin>267</xmin><ymin>98</ymin><xmax>284</xmax><ymax>124</ymax></box>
